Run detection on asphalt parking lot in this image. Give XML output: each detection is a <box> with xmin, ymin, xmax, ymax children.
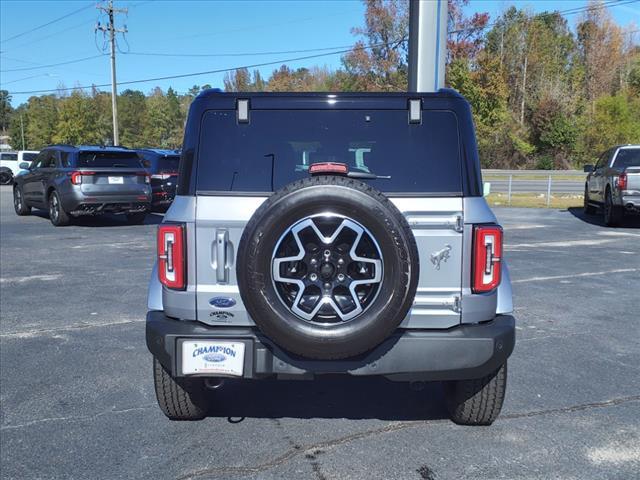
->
<box><xmin>1</xmin><ymin>184</ymin><xmax>639</xmax><ymax>480</ymax></box>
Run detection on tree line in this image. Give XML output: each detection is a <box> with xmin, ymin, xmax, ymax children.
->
<box><xmin>1</xmin><ymin>0</ymin><xmax>638</xmax><ymax>168</ymax></box>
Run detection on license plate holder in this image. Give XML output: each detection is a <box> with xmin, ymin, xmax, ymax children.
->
<box><xmin>181</xmin><ymin>340</ymin><xmax>245</xmax><ymax>376</ymax></box>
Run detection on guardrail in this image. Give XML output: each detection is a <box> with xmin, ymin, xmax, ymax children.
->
<box><xmin>481</xmin><ymin>169</ymin><xmax>585</xmax><ymax>207</ymax></box>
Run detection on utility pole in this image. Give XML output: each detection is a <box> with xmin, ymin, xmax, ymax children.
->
<box><xmin>20</xmin><ymin>114</ymin><xmax>25</xmax><ymax>150</ymax></box>
<box><xmin>96</xmin><ymin>1</ymin><xmax>127</xmax><ymax>146</ymax></box>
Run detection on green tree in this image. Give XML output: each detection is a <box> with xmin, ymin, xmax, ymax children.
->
<box><xmin>584</xmin><ymin>94</ymin><xmax>640</xmax><ymax>157</ymax></box>
<box><xmin>0</xmin><ymin>90</ymin><xmax>13</xmax><ymax>132</ymax></box>
<box><xmin>144</xmin><ymin>87</ymin><xmax>183</xmax><ymax>148</ymax></box>
<box><xmin>119</xmin><ymin>90</ymin><xmax>147</xmax><ymax>147</ymax></box>
<box><xmin>25</xmin><ymin>95</ymin><xmax>59</xmax><ymax>149</ymax></box>
<box><xmin>53</xmin><ymin>90</ymin><xmax>102</xmax><ymax>145</ymax></box>
<box><xmin>8</xmin><ymin>105</ymin><xmax>28</xmax><ymax>149</ymax></box>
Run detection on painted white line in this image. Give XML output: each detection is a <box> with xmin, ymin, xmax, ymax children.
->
<box><xmin>0</xmin><ymin>318</ymin><xmax>144</xmax><ymax>339</ymax></box>
<box><xmin>512</xmin><ymin>268</ymin><xmax>639</xmax><ymax>283</ymax></box>
<box><xmin>506</xmin><ymin>239</ymin><xmax>616</xmax><ymax>249</ymax></box>
<box><xmin>598</xmin><ymin>231</ymin><xmax>640</xmax><ymax>237</ymax></box>
<box><xmin>505</xmin><ymin>224</ymin><xmax>548</xmax><ymax>230</ymax></box>
<box><xmin>0</xmin><ymin>274</ymin><xmax>62</xmax><ymax>284</ymax></box>
<box><xmin>588</xmin><ymin>444</ymin><xmax>640</xmax><ymax>465</ymax></box>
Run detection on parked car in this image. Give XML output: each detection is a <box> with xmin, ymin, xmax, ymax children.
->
<box><xmin>146</xmin><ymin>90</ymin><xmax>515</xmax><ymax>425</ymax></box>
<box><xmin>138</xmin><ymin>149</ymin><xmax>180</xmax><ymax>211</ymax></box>
<box><xmin>584</xmin><ymin>145</ymin><xmax>640</xmax><ymax>226</ymax></box>
<box><xmin>13</xmin><ymin>145</ymin><xmax>151</xmax><ymax>226</ymax></box>
<box><xmin>0</xmin><ymin>150</ymin><xmax>39</xmax><ymax>184</ymax></box>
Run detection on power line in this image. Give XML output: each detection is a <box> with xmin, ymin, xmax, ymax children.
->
<box><xmin>123</xmin><ymin>44</ymin><xmax>362</xmax><ymax>58</ymax></box>
<box><xmin>0</xmin><ymin>2</ymin><xmax>94</xmax><ymax>44</ymax></box>
<box><xmin>6</xmin><ymin>42</ymin><xmax>392</xmax><ymax>95</ymax></box>
<box><xmin>1</xmin><ymin>55</ymin><xmax>106</xmax><ymax>73</ymax></box>
<box><xmin>4</xmin><ymin>19</ymin><xmax>96</xmax><ymax>52</ymax></box>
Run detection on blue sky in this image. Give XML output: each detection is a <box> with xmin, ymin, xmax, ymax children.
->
<box><xmin>1</xmin><ymin>0</ymin><xmax>638</xmax><ymax>106</ymax></box>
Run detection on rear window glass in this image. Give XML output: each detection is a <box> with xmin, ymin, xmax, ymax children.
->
<box><xmin>614</xmin><ymin>149</ymin><xmax>640</xmax><ymax>169</ymax></box>
<box><xmin>77</xmin><ymin>151</ymin><xmax>143</xmax><ymax>168</ymax></box>
<box><xmin>196</xmin><ymin>109</ymin><xmax>461</xmax><ymax>194</ymax></box>
<box><xmin>1</xmin><ymin>153</ymin><xmax>18</xmax><ymax>161</ymax></box>
<box><xmin>157</xmin><ymin>156</ymin><xmax>180</xmax><ymax>172</ymax></box>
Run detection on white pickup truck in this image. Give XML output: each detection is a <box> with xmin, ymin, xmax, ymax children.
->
<box><xmin>0</xmin><ymin>150</ymin><xmax>39</xmax><ymax>185</ymax></box>
<box><xmin>584</xmin><ymin>145</ymin><xmax>640</xmax><ymax>226</ymax></box>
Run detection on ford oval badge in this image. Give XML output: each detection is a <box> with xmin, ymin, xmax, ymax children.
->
<box><xmin>203</xmin><ymin>353</ymin><xmax>227</xmax><ymax>363</ymax></box>
<box><xmin>209</xmin><ymin>297</ymin><xmax>236</xmax><ymax>308</ymax></box>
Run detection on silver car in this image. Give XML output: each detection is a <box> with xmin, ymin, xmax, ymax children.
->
<box><xmin>146</xmin><ymin>91</ymin><xmax>516</xmax><ymax>425</ymax></box>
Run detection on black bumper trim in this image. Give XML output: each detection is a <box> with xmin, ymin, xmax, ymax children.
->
<box><xmin>146</xmin><ymin>311</ymin><xmax>515</xmax><ymax>381</ymax></box>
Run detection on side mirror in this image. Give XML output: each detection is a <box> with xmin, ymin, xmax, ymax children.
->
<box><xmin>583</xmin><ymin>165</ymin><xmax>594</xmax><ymax>173</ymax></box>
<box><xmin>19</xmin><ymin>162</ymin><xmax>31</xmax><ymax>170</ymax></box>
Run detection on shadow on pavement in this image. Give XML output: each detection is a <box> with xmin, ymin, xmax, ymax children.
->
<box><xmin>204</xmin><ymin>376</ymin><xmax>448</xmax><ymax>421</ymax></box>
<box><xmin>29</xmin><ymin>210</ymin><xmax>164</xmax><ymax>227</ymax></box>
<box><xmin>567</xmin><ymin>207</ymin><xmax>640</xmax><ymax>228</ymax></box>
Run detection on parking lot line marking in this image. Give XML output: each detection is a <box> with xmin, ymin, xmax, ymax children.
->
<box><xmin>512</xmin><ymin>268</ymin><xmax>639</xmax><ymax>283</ymax></box>
<box><xmin>504</xmin><ymin>224</ymin><xmax>548</xmax><ymax>230</ymax></box>
<box><xmin>0</xmin><ymin>274</ymin><xmax>62</xmax><ymax>284</ymax></box>
<box><xmin>0</xmin><ymin>318</ymin><xmax>144</xmax><ymax>338</ymax></box>
<box><xmin>587</xmin><ymin>444</ymin><xmax>640</xmax><ymax>465</ymax></box>
<box><xmin>598</xmin><ymin>231</ymin><xmax>640</xmax><ymax>238</ymax></box>
<box><xmin>506</xmin><ymin>239</ymin><xmax>617</xmax><ymax>249</ymax></box>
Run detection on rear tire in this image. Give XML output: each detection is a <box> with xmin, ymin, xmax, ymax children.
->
<box><xmin>13</xmin><ymin>186</ymin><xmax>31</xmax><ymax>216</ymax></box>
<box><xmin>153</xmin><ymin>358</ymin><xmax>208</xmax><ymax>421</ymax></box>
<box><xmin>0</xmin><ymin>169</ymin><xmax>13</xmax><ymax>185</ymax></box>
<box><xmin>583</xmin><ymin>185</ymin><xmax>596</xmax><ymax>215</ymax></box>
<box><xmin>444</xmin><ymin>363</ymin><xmax>507</xmax><ymax>426</ymax></box>
<box><xmin>49</xmin><ymin>190</ymin><xmax>71</xmax><ymax>226</ymax></box>
<box><xmin>126</xmin><ymin>212</ymin><xmax>147</xmax><ymax>224</ymax></box>
<box><xmin>604</xmin><ymin>189</ymin><xmax>623</xmax><ymax>227</ymax></box>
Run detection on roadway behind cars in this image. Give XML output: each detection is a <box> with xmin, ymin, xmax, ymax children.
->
<box><xmin>0</xmin><ymin>185</ymin><xmax>638</xmax><ymax>479</ymax></box>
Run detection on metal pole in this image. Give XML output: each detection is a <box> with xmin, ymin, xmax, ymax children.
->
<box><xmin>107</xmin><ymin>2</ymin><xmax>119</xmax><ymax>146</ymax></box>
<box><xmin>408</xmin><ymin>0</ymin><xmax>448</xmax><ymax>92</ymax></box>
<box><xmin>20</xmin><ymin>114</ymin><xmax>25</xmax><ymax>150</ymax></box>
<box><xmin>546</xmin><ymin>175</ymin><xmax>552</xmax><ymax>208</ymax></box>
<box><xmin>97</xmin><ymin>1</ymin><xmax>127</xmax><ymax>146</ymax></box>
<box><xmin>508</xmin><ymin>175</ymin><xmax>512</xmax><ymax>206</ymax></box>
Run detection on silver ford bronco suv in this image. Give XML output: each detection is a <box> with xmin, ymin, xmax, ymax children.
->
<box><xmin>146</xmin><ymin>90</ymin><xmax>515</xmax><ymax>425</ymax></box>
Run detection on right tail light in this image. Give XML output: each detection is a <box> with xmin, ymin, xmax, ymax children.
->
<box><xmin>472</xmin><ymin>225</ymin><xmax>503</xmax><ymax>293</ymax></box>
<box><xmin>158</xmin><ymin>224</ymin><xmax>185</xmax><ymax>290</ymax></box>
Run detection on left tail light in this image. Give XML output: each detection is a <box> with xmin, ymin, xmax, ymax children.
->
<box><xmin>472</xmin><ymin>225</ymin><xmax>503</xmax><ymax>293</ymax></box>
<box><xmin>158</xmin><ymin>224</ymin><xmax>185</xmax><ymax>290</ymax></box>
<box><xmin>618</xmin><ymin>173</ymin><xmax>627</xmax><ymax>191</ymax></box>
<box><xmin>69</xmin><ymin>171</ymin><xmax>95</xmax><ymax>185</ymax></box>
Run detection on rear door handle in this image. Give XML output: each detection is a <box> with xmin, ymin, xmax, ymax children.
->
<box><xmin>216</xmin><ymin>230</ymin><xmax>228</xmax><ymax>283</ymax></box>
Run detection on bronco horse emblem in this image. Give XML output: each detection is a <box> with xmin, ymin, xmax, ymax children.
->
<box><xmin>430</xmin><ymin>244</ymin><xmax>452</xmax><ymax>270</ymax></box>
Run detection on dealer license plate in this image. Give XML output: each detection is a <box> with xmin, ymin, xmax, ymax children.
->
<box><xmin>108</xmin><ymin>176</ymin><xmax>124</xmax><ymax>184</ymax></box>
<box><xmin>181</xmin><ymin>340</ymin><xmax>245</xmax><ymax>376</ymax></box>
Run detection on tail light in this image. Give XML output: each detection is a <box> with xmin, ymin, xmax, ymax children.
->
<box><xmin>68</xmin><ymin>171</ymin><xmax>95</xmax><ymax>185</ymax></box>
<box><xmin>158</xmin><ymin>224</ymin><xmax>185</xmax><ymax>290</ymax></box>
<box><xmin>136</xmin><ymin>171</ymin><xmax>151</xmax><ymax>184</ymax></box>
<box><xmin>472</xmin><ymin>225</ymin><xmax>503</xmax><ymax>293</ymax></box>
<box><xmin>618</xmin><ymin>173</ymin><xmax>627</xmax><ymax>190</ymax></box>
<box><xmin>151</xmin><ymin>172</ymin><xmax>178</xmax><ymax>180</ymax></box>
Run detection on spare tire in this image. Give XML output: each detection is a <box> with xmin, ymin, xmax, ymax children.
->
<box><xmin>236</xmin><ymin>175</ymin><xmax>419</xmax><ymax>360</ymax></box>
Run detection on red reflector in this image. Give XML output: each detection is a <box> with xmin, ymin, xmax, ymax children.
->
<box><xmin>137</xmin><ymin>195</ymin><xmax>148</xmax><ymax>201</ymax></box>
<box><xmin>158</xmin><ymin>224</ymin><xmax>185</xmax><ymax>290</ymax></box>
<box><xmin>472</xmin><ymin>225</ymin><xmax>503</xmax><ymax>293</ymax></box>
<box><xmin>309</xmin><ymin>162</ymin><xmax>349</xmax><ymax>175</ymax></box>
<box><xmin>618</xmin><ymin>173</ymin><xmax>627</xmax><ymax>190</ymax></box>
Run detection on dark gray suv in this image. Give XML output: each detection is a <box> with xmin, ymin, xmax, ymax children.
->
<box><xmin>13</xmin><ymin>145</ymin><xmax>151</xmax><ymax>226</ymax></box>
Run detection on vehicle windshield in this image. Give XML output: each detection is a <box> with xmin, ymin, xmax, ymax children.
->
<box><xmin>614</xmin><ymin>149</ymin><xmax>640</xmax><ymax>169</ymax></box>
<box><xmin>157</xmin><ymin>156</ymin><xmax>180</xmax><ymax>172</ymax></box>
<box><xmin>22</xmin><ymin>152</ymin><xmax>38</xmax><ymax>162</ymax></box>
<box><xmin>196</xmin><ymin>109</ymin><xmax>462</xmax><ymax>194</ymax></box>
<box><xmin>77</xmin><ymin>151</ymin><xmax>143</xmax><ymax>168</ymax></box>
<box><xmin>1</xmin><ymin>153</ymin><xmax>18</xmax><ymax>161</ymax></box>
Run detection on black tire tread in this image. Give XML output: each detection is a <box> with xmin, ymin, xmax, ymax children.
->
<box><xmin>13</xmin><ymin>186</ymin><xmax>31</xmax><ymax>216</ymax></box>
<box><xmin>444</xmin><ymin>363</ymin><xmax>507</xmax><ymax>426</ymax></box>
<box><xmin>49</xmin><ymin>190</ymin><xmax>71</xmax><ymax>226</ymax></box>
<box><xmin>583</xmin><ymin>185</ymin><xmax>596</xmax><ymax>215</ymax></box>
<box><xmin>153</xmin><ymin>358</ymin><xmax>207</xmax><ymax>421</ymax></box>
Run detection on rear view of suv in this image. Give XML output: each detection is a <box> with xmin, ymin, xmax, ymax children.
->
<box><xmin>138</xmin><ymin>148</ymin><xmax>181</xmax><ymax>211</ymax></box>
<box><xmin>13</xmin><ymin>145</ymin><xmax>151</xmax><ymax>226</ymax></box>
<box><xmin>146</xmin><ymin>91</ymin><xmax>515</xmax><ymax>425</ymax></box>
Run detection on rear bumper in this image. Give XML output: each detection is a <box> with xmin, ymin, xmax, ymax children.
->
<box><xmin>621</xmin><ymin>194</ymin><xmax>640</xmax><ymax>213</ymax></box>
<box><xmin>146</xmin><ymin>311</ymin><xmax>515</xmax><ymax>381</ymax></box>
<box><xmin>61</xmin><ymin>190</ymin><xmax>151</xmax><ymax>214</ymax></box>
